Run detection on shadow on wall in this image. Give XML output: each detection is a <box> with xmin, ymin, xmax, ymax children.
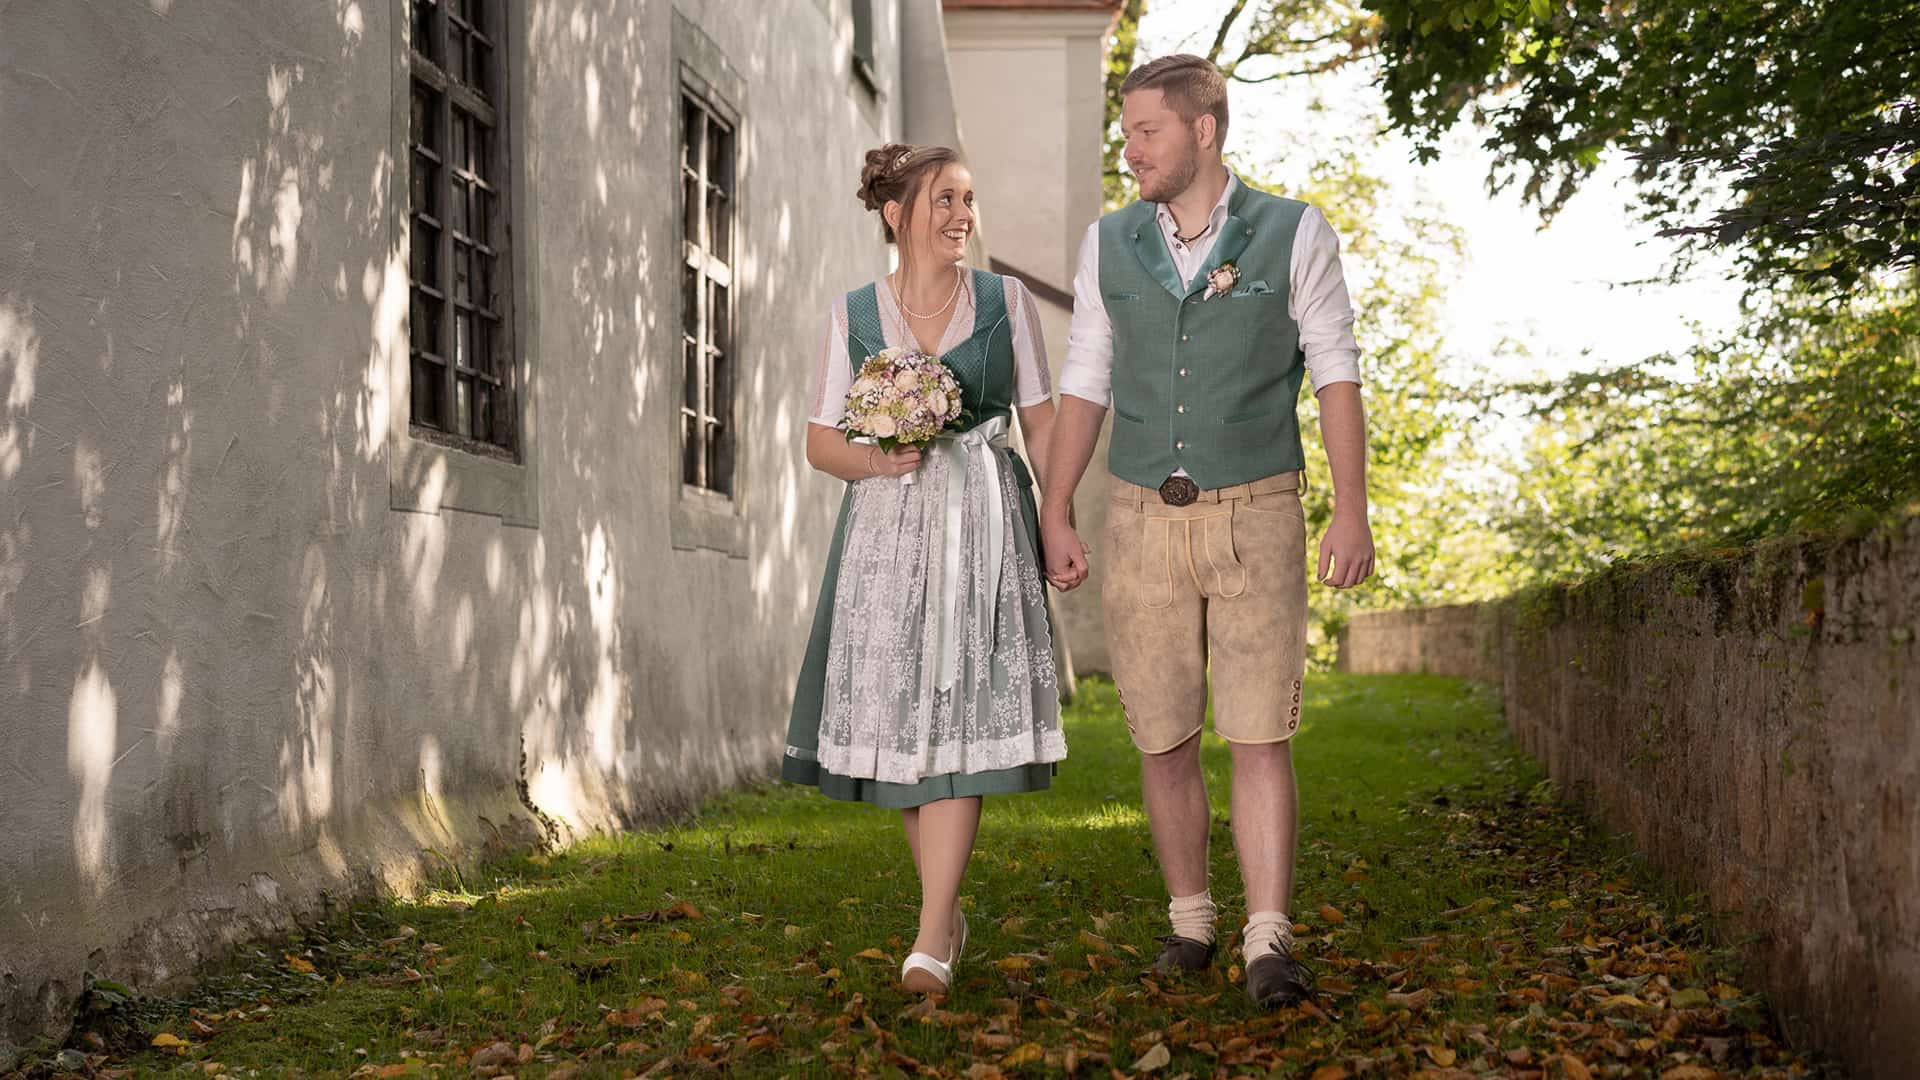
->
<box><xmin>1</xmin><ymin>0</ymin><xmax>869</xmax><ymax>1042</ymax></box>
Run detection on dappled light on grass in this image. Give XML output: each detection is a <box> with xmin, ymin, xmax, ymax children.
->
<box><xmin>35</xmin><ymin>675</ymin><xmax>1829</xmax><ymax>1078</ymax></box>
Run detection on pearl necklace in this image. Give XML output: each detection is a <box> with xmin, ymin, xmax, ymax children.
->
<box><xmin>892</xmin><ymin>266</ymin><xmax>964</xmax><ymax>321</ymax></box>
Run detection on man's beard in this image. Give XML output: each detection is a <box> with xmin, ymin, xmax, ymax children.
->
<box><xmin>1140</xmin><ymin>139</ymin><xmax>1200</xmax><ymax>203</ymax></box>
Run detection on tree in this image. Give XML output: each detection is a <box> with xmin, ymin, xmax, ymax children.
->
<box><xmin>1493</xmin><ymin>289</ymin><xmax>1920</xmax><ymax>580</ymax></box>
<box><xmin>1366</xmin><ymin>0</ymin><xmax>1920</xmax><ymax>294</ymax></box>
<box><xmin>1154</xmin><ymin>0</ymin><xmax>1919</xmax><ymax>294</ymax></box>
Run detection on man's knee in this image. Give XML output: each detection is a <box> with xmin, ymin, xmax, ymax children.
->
<box><xmin>1140</xmin><ymin>730</ymin><xmax>1204</xmax><ymax>777</ymax></box>
<box><xmin>1227</xmin><ymin>737</ymin><xmax>1293</xmax><ymax>770</ymax></box>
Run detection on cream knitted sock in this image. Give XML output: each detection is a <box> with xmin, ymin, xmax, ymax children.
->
<box><xmin>1168</xmin><ymin>890</ymin><xmax>1218</xmax><ymax>945</ymax></box>
<box><xmin>1242</xmin><ymin>909</ymin><xmax>1294</xmax><ymax>959</ymax></box>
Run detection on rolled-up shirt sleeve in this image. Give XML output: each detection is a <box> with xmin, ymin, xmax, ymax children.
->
<box><xmin>1056</xmin><ymin>222</ymin><xmax>1114</xmax><ymax>408</ymax></box>
<box><xmin>1290</xmin><ymin>206</ymin><xmax>1362</xmax><ymax>392</ymax></box>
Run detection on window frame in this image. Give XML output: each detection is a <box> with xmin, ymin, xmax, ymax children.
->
<box><xmin>668</xmin><ymin>12</ymin><xmax>750</xmax><ymax>556</ymax></box>
<box><xmin>389</xmin><ymin>0</ymin><xmax>540</xmax><ymax>526</ymax></box>
<box><xmin>679</xmin><ymin>87</ymin><xmax>737</xmax><ymax>498</ymax></box>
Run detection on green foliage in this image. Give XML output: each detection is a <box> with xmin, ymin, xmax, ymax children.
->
<box><xmin>1492</xmin><ymin>289</ymin><xmax>1920</xmax><ymax>581</ymax></box>
<box><xmin>1271</xmin><ymin>148</ymin><xmax>1512</xmax><ymax>663</ymax></box>
<box><xmin>1102</xmin><ymin>0</ymin><xmax>1149</xmax><ymax>210</ymax></box>
<box><xmin>1365</xmin><ymin>0</ymin><xmax>1920</xmax><ymax>293</ymax></box>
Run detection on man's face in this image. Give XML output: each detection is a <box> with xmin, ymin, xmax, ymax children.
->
<box><xmin>1121</xmin><ymin>90</ymin><xmax>1202</xmax><ymax>203</ymax></box>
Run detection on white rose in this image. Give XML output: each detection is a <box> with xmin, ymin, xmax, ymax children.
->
<box><xmin>893</xmin><ymin>369</ymin><xmax>919</xmax><ymax>392</ymax></box>
<box><xmin>927</xmin><ymin>393</ymin><xmax>949</xmax><ymax>417</ymax></box>
<box><xmin>871</xmin><ymin>415</ymin><xmax>897</xmax><ymax>438</ymax></box>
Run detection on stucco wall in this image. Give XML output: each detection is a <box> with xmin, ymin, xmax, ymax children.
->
<box><xmin>942</xmin><ymin>5</ymin><xmax>1114</xmax><ymax>673</ymax></box>
<box><xmin>1339</xmin><ymin>519</ymin><xmax>1920</xmax><ymax>1077</ymax></box>
<box><xmin>0</xmin><ymin>0</ymin><xmax>918</xmax><ymax>1050</ymax></box>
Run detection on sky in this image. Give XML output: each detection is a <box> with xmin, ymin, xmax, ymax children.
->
<box><xmin>1135</xmin><ymin>1</ymin><xmax>1750</xmax><ymax>384</ymax></box>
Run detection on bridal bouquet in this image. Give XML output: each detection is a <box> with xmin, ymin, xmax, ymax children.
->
<box><xmin>841</xmin><ymin>346</ymin><xmax>967</xmax><ymax>482</ymax></box>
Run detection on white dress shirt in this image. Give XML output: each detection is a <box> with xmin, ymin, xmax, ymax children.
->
<box><xmin>1058</xmin><ymin>174</ymin><xmax>1362</xmax><ymax>409</ymax></box>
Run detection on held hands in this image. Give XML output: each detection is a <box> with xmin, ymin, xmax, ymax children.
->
<box><xmin>1040</xmin><ymin>503</ymin><xmax>1090</xmax><ymax>592</ymax></box>
<box><xmin>1316</xmin><ymin>507</ymin><xmax>1376</xmax><ymax>590</ymax></box>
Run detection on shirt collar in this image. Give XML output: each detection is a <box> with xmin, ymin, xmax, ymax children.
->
<box><xmin>1155</xmin><ymin>173</ymin><xmax>1239</xmax><ymax>236</ymax></box>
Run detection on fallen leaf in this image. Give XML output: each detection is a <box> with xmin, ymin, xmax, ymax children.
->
<box><xmin>1559</xmin><ymin>1054</ymin><xmax>1593</xmax><ymax>1080</ymax></box>
<box><xmin>1669</xmin><ymin>987</ymin><xmax>1711</xmax><ymax>1008</ymax></box>
<box><xmin>851</xmin><ymin>948</ymin><xmax>890</xmax><ymax>962</ymax></box>
<box><xmin>607</xmin><ymin>997</ymin><xmax>669</xmax><ymax>1026</ymax></box>
<box><xmin>1424</xmin><ymin>1044</ymin><xmax>1456</xmax><ymax>1066</ymax></box>
<box><xmin>1385</xmin><ymin>988</ymin><xmax>1435</xmax><ymax>1010</ymax></box>
<box><xmin>151</xmin><ymin>1033</ymin><xmax>189</xmax><ymax>1051</ymax></box>
<box><xmin>1318</xmin><ymin>904</ymin><xmax>1346</xmax><ymax>926</ymax></box>
<box><xmin>1131</xmin><ymin>1042</ymin><xmax>1172</xmax><ymax>1073</ymax></box>
<box><xmin>1659</xmin><ymin>1068</ymin><xmax>1718</xmax><ymax>1080</ymax></box>
<box><xmin>995</xmin><ymin>955</ymin><xmax>1033</xmax><ymax>974</ymax></box>
<box><xmin>469</xmin><ymin>1042</ymin><xmax>516</xmax><ymax>1069</ymax></box>
<box><xmin>284</xmin><ymin>954</ymin><xmax>316</xmax><ymax>974</ymax></box>
<box><xmin>1003</xmin><ymin>1042</ymin><xmax>1045</xmax><ymax>1067</ymax></box>
<box><xmin>1078</xmin><ymin>929</ymin><xmax>1111</xmax><ymax>952</ymax></box>
<box><xmin>1309</xmin><ymin>1065</ymin><xmax>1349</xmax><ymax>1080</ymax></box>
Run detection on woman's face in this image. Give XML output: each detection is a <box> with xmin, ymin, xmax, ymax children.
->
<box><xmin>894</xmin><ymin>162</ymin><xmax>976</xmax><ymax>267</ymax></box>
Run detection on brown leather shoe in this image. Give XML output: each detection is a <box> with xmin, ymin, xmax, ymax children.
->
<box><xmin>1245</xmin><ymin>942</ymin><xmax>1313</xmax><ymax>1008</ymax></box>
<box><xmin>1147</xmin><ymin>934</ymin><xmax>1217</xmax><ymax>976</ymax></box>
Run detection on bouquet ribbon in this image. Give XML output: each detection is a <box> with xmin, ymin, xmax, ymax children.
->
<box><xmin>925</xmin><ymin>414</ymin><xmax>1010</xmax><ymax>693</ymax></box>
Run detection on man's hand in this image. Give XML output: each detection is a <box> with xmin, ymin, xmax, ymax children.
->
<box><xmin>1041</xmin><ymin>507</ymin><xmax>1090</xmax><ymax>591</ymax></box>
<box><xmin>1316</xmin><ymin>508</ymin><xmax>1375</xmax><ymax>589</ymax></box>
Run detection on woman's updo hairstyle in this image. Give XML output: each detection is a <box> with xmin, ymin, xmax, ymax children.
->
<box><xmin>858</xmin><ymin>142</ymin><xmax>961</xmax><ymax>245</ymax></box>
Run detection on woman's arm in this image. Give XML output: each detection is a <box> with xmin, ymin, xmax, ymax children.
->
<box><xmin>1016</xmin><ymin>399</ymin><xmax>1057</xmax><ymax>493</ymax></box>
<box><xmin>806</xmin><ymin>423</ymin><xmax>923</xmax><ymax>482</ymax></box>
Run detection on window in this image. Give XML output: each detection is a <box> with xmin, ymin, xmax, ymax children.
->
<box><xmin>851</xmin><ymin>0</ymin><xmax>877</xmax><ymax>88</ymax></box>
<box><xmin>680</xmin><ymin>89</ymin><xmax>736</xmax><ymax>495</ymax></box>
<box><xmin>408</xmin><ymin>0</ymin><xmax>514</xmax><ymax>453</ymax></box>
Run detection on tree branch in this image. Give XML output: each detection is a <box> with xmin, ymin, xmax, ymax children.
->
<box><xmin>1205</xmin><ymin>0</ymin><xmax>1250</xmax><ymax>67</ymax></box>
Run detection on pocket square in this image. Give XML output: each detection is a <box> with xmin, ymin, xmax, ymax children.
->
<box><xmin>1231</xmin><ymin>280</ymin><xmax>1274</xmax><ymax>297</ymax></box>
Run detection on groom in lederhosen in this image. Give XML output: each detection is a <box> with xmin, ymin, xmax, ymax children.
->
<box><xmin>1041</xmin><ymin>54</ymin><xmax>1375</xmax><ymax>1007</ymax></box>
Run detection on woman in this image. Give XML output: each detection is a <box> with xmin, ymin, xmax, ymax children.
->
<box><xmin>781</xmin><ymin>143</ymin><xmax>1068</xmax><ymax>995</ymax></box>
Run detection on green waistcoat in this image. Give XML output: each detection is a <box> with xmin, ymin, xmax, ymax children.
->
<box><xmin>1097</xmin><ymin>181</ymin><xmax>1310</xmax><ymax>489</ymax></box>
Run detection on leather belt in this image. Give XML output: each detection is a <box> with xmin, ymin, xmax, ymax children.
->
<box><xmin>1157</xmin><ymin>476</ymin><xmax>1200</xmax><ymax>506</ymax></box>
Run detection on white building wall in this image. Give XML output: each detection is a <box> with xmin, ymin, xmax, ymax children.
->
<box><xmin>0</xmin><ymin>0</ymin><xmax>945</xmax><ymax>1045</ymax></box>
<box><xmin>944</xmin><ymin>5</ymin><xmax>1117</xmax><ymax>672</ymax></box>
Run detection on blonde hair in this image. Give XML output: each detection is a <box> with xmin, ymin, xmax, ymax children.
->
<box><xmin>1121</xmin><ymin>54</ymin><xmax>1230</xmax><ymax>147</ymax></box>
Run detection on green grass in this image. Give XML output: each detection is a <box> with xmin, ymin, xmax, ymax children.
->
<box><xmin>43</xmin><ymin>674</ymin><xmax>1828</xmax><ymax>1078</ymax></box>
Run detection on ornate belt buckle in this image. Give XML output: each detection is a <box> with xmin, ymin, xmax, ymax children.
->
<box><xmin>1157</xmin><ymin>476</ymin><xmax>1199</xmax><ymax>507</ymax></box>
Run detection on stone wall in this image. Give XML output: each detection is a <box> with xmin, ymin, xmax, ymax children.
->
<box><xmin>1339</xmin><ymin>518</ymin><xmax>1920</xmax><ymax>1077</ymax></box>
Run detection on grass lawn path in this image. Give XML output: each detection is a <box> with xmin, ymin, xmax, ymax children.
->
<box><xmin>36</xmin><ymin>675</ymin><xmax>1832</xmax><ymax>1079</ymax></box>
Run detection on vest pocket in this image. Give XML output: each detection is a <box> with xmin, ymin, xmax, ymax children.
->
<box><xmin>1112</xmin><ymin>405</ymin><xmax>1148</xmax><ymax>424</ymax></box>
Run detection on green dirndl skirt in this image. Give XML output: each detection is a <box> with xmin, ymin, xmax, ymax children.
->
<box><xmin>781</xmin><ymin>457</ymin><xmax>1058</xmax><ymax>810</ymax></box>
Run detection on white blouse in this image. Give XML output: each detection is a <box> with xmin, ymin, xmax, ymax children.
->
<box><xmin>807</xmin><ymin>272</ymin><xmax>1054</xmax><ymax>428</ymax></box>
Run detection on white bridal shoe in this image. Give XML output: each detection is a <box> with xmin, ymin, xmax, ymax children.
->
<box><xmin>899</xmin><ymin>909</ymin><xmax>969</xmax><ymax>994</ymax></box>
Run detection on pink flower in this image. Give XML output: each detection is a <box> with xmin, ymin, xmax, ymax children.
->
<box><xmin>871</xmin><ymin>415</ymin><xmax>897</xmax><ymax>438</ymax></box>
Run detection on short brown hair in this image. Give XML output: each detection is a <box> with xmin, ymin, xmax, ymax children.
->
<box><xmin>1121</xmin><ymin>54</ymin><xmax>1229</xmax><ymax>147</ymax></box>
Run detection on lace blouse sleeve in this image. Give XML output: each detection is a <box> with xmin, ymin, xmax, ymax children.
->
<box><xmin>1004</xmin><ymin>276</ymin><xmax>1054</xmax><ymax>407</ymax></box>
<box><xmin>807</xmin><ymin>296</ymin><xmax>853</xmax><ymax>428</ymax></box>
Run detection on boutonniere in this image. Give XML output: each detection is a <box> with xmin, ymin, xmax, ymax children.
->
<box><xmin>1203</xmin><ymin>262</ymin><xmax>1240</xmax><ymax>300</ymax></box>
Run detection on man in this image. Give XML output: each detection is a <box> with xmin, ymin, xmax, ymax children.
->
<box><xmin>1041</xmin><ymin>54</ymin><xmax>1375</xmax><ymax>1008</ymax></box>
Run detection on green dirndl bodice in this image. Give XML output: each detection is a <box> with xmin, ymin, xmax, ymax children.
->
<box><xmin>781</xmin><ymin>270</ymin><xmax>1061</xmax><ymax>808</ymax></box>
